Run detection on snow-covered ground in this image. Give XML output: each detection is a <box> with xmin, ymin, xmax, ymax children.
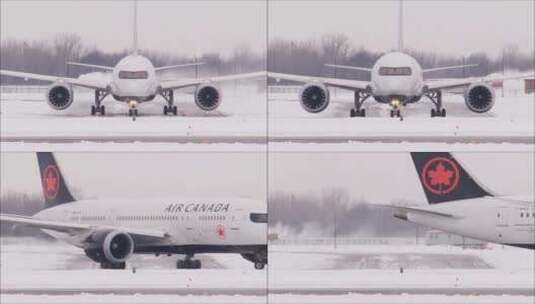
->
<box><xmin>0</xmin><ymin>84</ymin><xmax>267</xmax><ymax>140</ymax></box>
<box><xmin>1</xmin><ymin>238</ymin><xmax>533</xmax><ymax>303</ymax></box>
<box><xmin>268</xmin><ymin>88</ymin><xmax>534</xmax><ymax>141</ymax></box>
<box><xmin>1</xmin><ymin>83</ymin><xmax>533</xmax><ymax>142</ymax></box>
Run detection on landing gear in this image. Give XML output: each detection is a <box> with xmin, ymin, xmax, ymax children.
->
<box><xmin>254</xmin><ymin>262</ymin><xmax>265</xmax><ymax>270</ymax></box>
<box><xmin>390</xmin><ymin>109</ymin><xmax>401</xmax><ymax>118</ymax></box>
<box><xmin>163</xmin><ymin>105</ymin><xmax>177</xmax><ymax>115</ymax></box>
<box><xmin>349</xmin><ymin>91</ymin><xmax>370</xmax><ymax>117</ymax></box>
<box><xmin>176</xmin><ymin>254</ymin><xmax>201</xmax><ymax>269</ymax></box>
<box><xmin>91</xmin><ymin>89</ymin><xmax>108</xmax><ymax>116</ymax></box>
<box><xmin>241</xmin><ymin>252</ymin><xmax>267</xmax><ymax>270</ymax></box>
<box><xmin>128</xmin><ymin>100</ymin><xmax>139</xmax><ymax>121</ymax></box>
<box><xmin>100</xmin><ymin>261</ymin><xmax>126</xmax><ymax>269</ymax></box>
<box><xmin>161</xmin><ymin>89</ymin><xmax>177</xmax><ymax>116</ymax></box>
<box><xmin>426</xmin><ymin>90</ymin><xmax>446</xmax><ymax>117</ymax></box>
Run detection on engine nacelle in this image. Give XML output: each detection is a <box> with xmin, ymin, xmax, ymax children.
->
<box><xmin>195</xmin><ymin>84</ymin><xmax>221</xmax><ymax>111</ymax></box>
<box><xmin>100</xmin><ymin>230</ymin><xmax>134</xmax><ymax>264</ymax></box>
<box><xmin>464</xmin><ymin>83</ymin><xmax>495</xmax><ymax>113</ymax></box>
<box><xmin>46</xmin><ymin>82</ymin><xmax>74</xmax><ymax>110</ymax></box>
<box><xmin>299</xmin><ymin>83</ymin><xmax>330</xmax><ymax>113</ymax></box>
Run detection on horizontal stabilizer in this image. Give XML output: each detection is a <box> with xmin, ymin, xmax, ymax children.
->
<box><xmin>423</xmin><ymin>64</ymin><xmax>478</xmax><ymax>73</ymax></box>
<box><xmin>324</xmin><ymin>63</ymin><xmax>372</xmax><ymax>73</ymax></box>
<box><xmin>155</xmin><ymin>62</ymin><xmax>205</xmax><ymax>72</ymax></box>
<box><xmin>66</xmin><ymin>62</ymin><xmax>114</xmax><ymax>71</ymax></box>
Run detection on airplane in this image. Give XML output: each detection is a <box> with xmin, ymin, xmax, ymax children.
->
<box><xmin>0</xmin><ymin>2</ymin><xmax>264</xmax><ymax>119</ymax></box>
<box><xmin>387</xmin><ymin>152</ymin><xmax>534</xmax><ymax>249</ymax></box>
<box><xmin>0</xmin><ymin>152</ymin><xmax>268</xmax><ymax>269</ymax></box>
<box><xmin>268</xmin><ymin>1</ymin><xmax>532</xmax><ymax>118</ymax></box>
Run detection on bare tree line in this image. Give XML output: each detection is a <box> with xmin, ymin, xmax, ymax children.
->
<box><xmin>269</xmin><ymin>189</ymin><xmax>423</xmax><ymax>237</ymax></box>
<box><xmin>0</xmin><ymin>33</ymin><xmax>265</xmax><ymax>84</ymax></box>
<box><xmin>268</xmin><ymin>33</ymin><xmax>535</xmax><ymax>81</ymax></box>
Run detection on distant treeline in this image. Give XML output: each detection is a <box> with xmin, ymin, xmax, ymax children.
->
<box><xmin>2</xmin><ymin>33</ymin><xmax>533</xmax><ymax>86</ymax></box>
<box><xmin>268</xmin><ymin>33</ymin><xmax>534</xmax><ymax>81</ymax></box>
<box><xmin>0</xmin><ymin>192</ymin><xmax>51</xmax><ymax>238</ymax></box>
<box><xmin>269</xmin><ymin>189</ymin><xmax>424</xmax><ymax>237</ymax></box>
<box><xmin>0</xmin><ymin>33</ymin><xmax>265</xmax><ymax>85</ymax></box>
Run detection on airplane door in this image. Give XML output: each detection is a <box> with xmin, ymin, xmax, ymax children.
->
<box><xmin>496</xmin><ymin>207</ymin><xmax>509</xmax><ymax>227</ymax></box>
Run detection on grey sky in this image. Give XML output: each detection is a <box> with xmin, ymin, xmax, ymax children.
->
<box><xmin>269</xmin><ymin>152</ymin><xmax>533</xmax><ymax>204</ymax></box>
<box><xmin>0</xmin><ymin>0</ymin><xmax>266</xmax><ymax>57</ymax></box>
<box><xmin>1</xmin><ymin>152</ymin><xmax>266</xmax><ymax>201</ymax></box>
<box><xmin>270</xmin><ymin>0</ymin><xmax>534</xmax><ymax>57</ymax></box>
<box><xmin>2</xmin><ymin>152</ymin><xmax>531</xmax><ymax>206</ymax></box>
<box><xmin>2</xmin><ymin>1</ymin><xmax>532</xmax><ymax>58</ymax></box>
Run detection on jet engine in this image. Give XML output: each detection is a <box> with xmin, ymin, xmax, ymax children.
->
<box><xmin>46</xmin><ymin>82</ymin><xmax>74</xmax><ymax>110</ymax></box>
<box><xmin>195</xmin><ymin>84</ymin><xmax>221</xmax><ymax>111</ymax></box>
<box><xmin>299</xmin><ymin>83</ymin><xmax>330</xmax><ymax>113</ymax></box>
<box><xmin>464</xmin><ymin>83</ymin><xmax>495</xmax><ymax>113</ymax></box>
<box><xmin>102</xmin><ymin>230</ymin><xmax>134</xmax><ymax>263</ymax></box>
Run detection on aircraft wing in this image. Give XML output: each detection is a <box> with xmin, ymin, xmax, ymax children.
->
<box><xmin>0</xmin><ymin>213</ymin><xmax>168</xmax><ymax>239</ymax></box>
<box><xmin>0</xmin><ymin>69</ymin><xmax>108</xmax><ymax>90</ymax></box>
<box><xmin>268</xmin><ymin>72</ymin><xmax>370</xmax><ymax>91</ymax></box>
<box><xmin>160</xmin><ymin>71</ymin><xmax>266</xmax><ymax>90</ymax></box>
<box><xmin>426</xmin><ymin>72</ymin><xmax>534</xmax><ymax>91</ymax></box>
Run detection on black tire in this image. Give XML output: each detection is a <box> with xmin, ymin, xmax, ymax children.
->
<box><xmin>254</xmin><ymin>262</ymin><xmax>265</xmax><ymax>270</ymax></box>
<box><xmin>128</xmin><ymin>109</ymin><xmax>132</xmax><ymax>116</ymax></box>
<box><xmin>172</xmin><ymin>106</ymin><xmax>177</xmax><ymax>115</ymax></box>
<box><xmin>194</xmin><ymin>260</ymin><xmax>201</xmax><ymax>269</ymax></box>
<box><xmin>134</xmin><ymin>109</ymin><xmax>138</xmax><ymax>116</ymax></box>
<box><xmin>350</xmin><ymin>109</ymin><xmax>356</xmax><ymax>117</ymax></box>
<box><xmin>430</xmin><ymin>109</ymin><xmax>435</xmax><ymax>117</ymax></box>
<box><xmin>360</xmin><ymin>109</ymin><xmax>366</xmax><ymax>117</ymax></box>
<box><xmin>390</xmin><ymin>110</ymin><xmax>394</xmax><ymax>118</ymax></box>
<box><xmin>163</xmin><ymin>105</ymin><xmax>168</xmax><ymax>115</ymax></box>
<box><xmin>176</xmin><ymin>260</ymin><xmax>184</xmax><ymax>269</ymax></box>
<box><xmin>100</xmin><ymin>105</ymin><xmax>105</xmax><ymax>116</ymax></box>
<box><xmin>396</xmin><ymin>110</ymin><xmax>401</xmax><ymax>118</ymax></box>
<box><xmin>441</xmin><ymin>108</ymin><xmax>446</xmax><ymax>117</ymax></box>
<box><xmin>91</xmin><ymin>106</ymin><xmax>96</xmax><ymax>116</ymax></box>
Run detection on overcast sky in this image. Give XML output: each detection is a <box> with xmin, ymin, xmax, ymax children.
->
<box><xmin>0</xmin><ymin>0</ymin><xmax>267</xmax><ymax>57</ymax></box>
<box><xmin>270</xmin><ymin>0</ymin><xmax>533</xmax><ymax>57</ymax></box>
<box><xmin>1</xmin><ymin>1</ymin><xmax>532</xmax><ymax>58</ymax></box>
<box><xmin>1</xmin><ymin>152</ymin><xmax>267</xmax><ymax>201</ymax></box>
<box><xmin>1</xmin><ymin>152</ymin><xmax>531</xmax><ymax>207</ymax></box>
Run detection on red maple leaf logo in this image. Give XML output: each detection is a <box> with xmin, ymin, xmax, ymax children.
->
<box><xmin>216</xmin><ymin>224</ymin><xmax>225</xmax><ymax>240</ymax></box>
<box><xmin>422</xmin><ymin>157</ymin><xmax>460</xmax><ymax>195</ymax></box>
<box><xmin>43</xmin><ymin>166</ymin><xmax>59</xmax><ymax>199</ymax></box>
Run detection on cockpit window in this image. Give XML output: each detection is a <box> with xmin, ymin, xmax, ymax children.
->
<box><xmin>379</xmin><ymin>67</ymin><xmax>412</xmax><ymax>76</ymax></box>
<box><xmin>250</xmin><ymin>213</ymin><xmax>267</xmax><ymax>223</ymax></box>
<box><xmin>119</xmin><ymin>71</ymin><xmax>148</xmax><ymax>79</ymax></box>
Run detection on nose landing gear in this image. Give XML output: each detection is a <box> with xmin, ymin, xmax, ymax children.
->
<box><xmin>390</xmin><ymin>99</ymin><xmax>404</xmax><ymax>121</ymax></box>
<box><xmin>128</xmin><ymin>100</ymin><xmax>138</xmax><ymax>121</ymax></box>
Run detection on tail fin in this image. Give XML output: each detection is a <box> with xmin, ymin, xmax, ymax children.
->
<box><xmin>36</xmin><ymin>153</ymin><xmax>76</xmax><ymax>208</ymax></box>
<box><xmin>410</xmin><ymin>152</ymin><xmax>492</xmax><ymax>204</ymax></box>
<box><xmin>398</xmin><ymin>0</ymin><xmax>404</xmax><ymax>51</ymax></box>
<box><xmin>132</xmin><ymin>0</ymin><xmax>139</xmax><ymax>55</ymax></box>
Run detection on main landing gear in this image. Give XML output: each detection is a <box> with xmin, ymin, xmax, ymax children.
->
<box><xmin>161</xmin><ymin>89</ymin><xmax>178</xmax><ymax>116</ymax></box>
<box><xmin>349</xmin><ymin>91</ymin><xmax>370</xmax><ymax>117</ymax></box>
<box><xmin>91</xmin><ymin>89</ymin><xmax>108</xmax><ymax>116</ymax></box>
<box><xmin>100</xmin><ymin>261</ymin><xmax>126</xmax><ymax>269</ymax></box>
<box><xmin>426</xmin><ymin>90</ymin><xmax>446</xmax><ymax>117</ymax></box>
<box><xmin>176</xmin><ymin>254</ymin><xmax>201</xmax><ymax>269</ymax></box>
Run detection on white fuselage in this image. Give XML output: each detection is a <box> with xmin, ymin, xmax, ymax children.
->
<box><xmin>369</xmin><ymin>52</ymin><xmax>424</xmax><ymax>103</ymax></box>
<box><xmin>109</xmin><ymin>55</ymin><xmax>160</xmax><ymax>102</ymax></box>
<box><xmin>407</xmin><ymin>196</ymin><xmax>534</xmax><ymax>248</ymax></box>
<box><xmin>35</xmin><ymin>197</ymin><xmax>266</xmax><ymax>249</ymax></box>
